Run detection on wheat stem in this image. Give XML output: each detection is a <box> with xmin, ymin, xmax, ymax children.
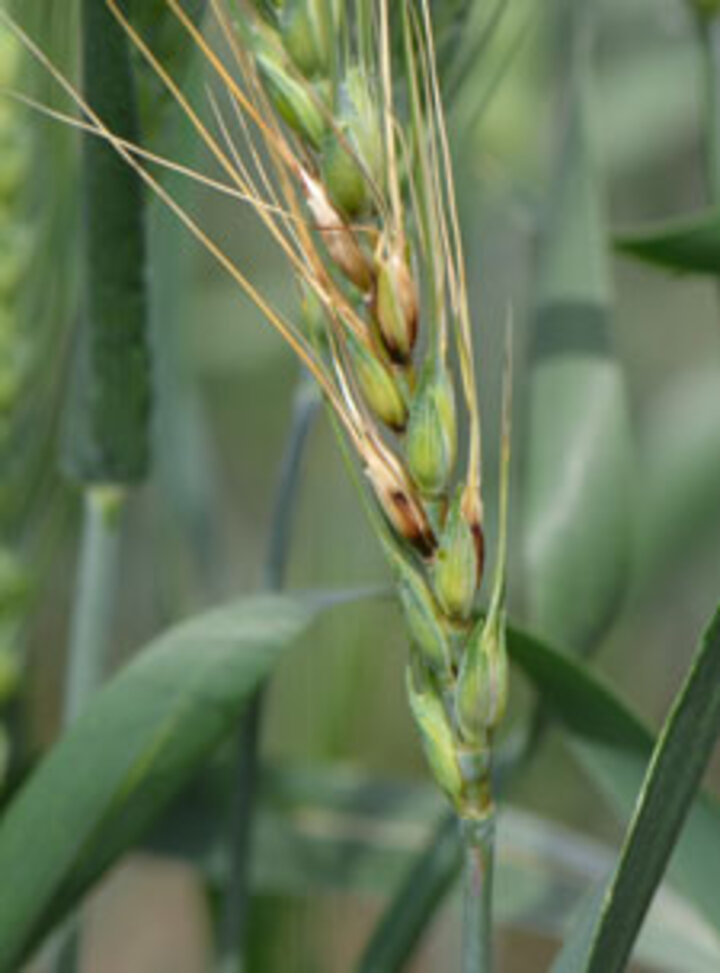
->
<box><xmin>57</xmin><ymin>3</ymin><xmax>150</xmax><ymax>961</ymax></box>
<box><xmin>60</xmin><ymin>0</ymin><xmax>146</xmax><ymax>719</ymax></box>
<box><xmin>461</xmin><ymin>811</ymin><xmax>496</xmax><ymax>973</ymax></box>
<box><xmin>64</xmin><ymin>489</ymin><xmax>126</xmax><ymax>724</ymax></box>
<box><xmin>57</xmin><ymin>488</ymin><xmax>125</xmax><ymax>970</ymax></box>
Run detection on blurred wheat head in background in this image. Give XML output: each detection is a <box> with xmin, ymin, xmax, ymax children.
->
<box><xmin>0</xmin><ymin>20</ymin><xmax>30</xmax><ymax>779</ymax></box>
<box><xmin>2</xmin><ymin>0</ymin><xmax>511</xmax><ymax>825</ymax></box>
<box><xmin>0</xmin><ymin>3</ymin><xmax>77</xmax><ymax>784</ymax></box>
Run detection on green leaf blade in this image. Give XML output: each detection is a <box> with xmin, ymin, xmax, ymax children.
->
<box><xmin>0</xmin><ymin>592</ymin><xmax>330</xmax><ymax>971</ymax></box>
<box><xmin>357</xmin><ymin>812</ymin><xmax>462</xmax><ymax>972</ymax></box>
<box><xmin>581</xmin><ymin>604</ymin><xmax>720</xmax><ymax>973</ymax></box>
<box><xmin>507</xmin><ymin>621</ymin><xmax>720</xmax><ymax>938</ymax></box>
<box><xmin>616</xmin><ymin>210</ymin><xmax>720</xmax><ymax>275</ymax></box>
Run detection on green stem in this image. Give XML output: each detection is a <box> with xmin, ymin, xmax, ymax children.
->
<box><xmin>63</xmin><ymin>487</ymin><xmax>126</xmax><ymax>726</ymax></box>
<box><xmin>700</xmin><ymin>13</ymin><xmax>720</xmax><ymax>205</ymax></box>
<box><xmin>356</xmin><ymin>724</ymin><xmax>532</xmax><ymax>972</ymax></box>
<box><xmin>460</xmin><ymin>812</ymin><xmax>496</xmax><ymax>973</ymax></box>
<box><xmin>63</xmin><ymin>0</ymin><xmax>147</xmax><ymax>726</ymax></box>
<box><xmin>219</xmin><ymin>375</ymin><xmax>320</xmax><ymax>972</ymax></box>
<box><xmin>55</xmin><ymin>487</ymin><xmax>125</xmax><ymax>970</ymax></box>
<box><xmin>55</xmin><ymin>4</ymin><xmax>149</xmax><ymax>968</ymax></box>
<box><xmin>262</xmin><ymin>378</ymin><xmax>321</xmax><ymax>593</ymax></box>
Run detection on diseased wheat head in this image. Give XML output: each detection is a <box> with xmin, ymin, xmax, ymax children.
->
<box><xmin>2</xmin><ymin>0</ymin><xmax>511</xmax><ymax>822</ymax></box>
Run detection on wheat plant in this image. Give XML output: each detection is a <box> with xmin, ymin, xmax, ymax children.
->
<box><xmin>6</xmin><ymin>0</ymin><xmax>511</xmax><ymax>963</ymax></box>
<box><xmin>2</xmin><ymin>2</ymin><xmax>720</xmax><ymax>972</ymax></box>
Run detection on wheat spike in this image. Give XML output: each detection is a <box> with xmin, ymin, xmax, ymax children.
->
<box><xmin>3</xmin><ymin>0</ymin><xmax>512</xmax><ymax>821</ymax></box>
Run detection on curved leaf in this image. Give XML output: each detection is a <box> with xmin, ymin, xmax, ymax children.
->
<box><xmin>145</xmin><ymin>764</ymin><xmax>720</xmax><ymax>973</ymax></box>
<box><xmin>507</xmin><ymin>624</ymin><xmax>720</xmax><ymax>937</ymax></box>
<box><xmin>616</xmin><ymin>209</ymin><xmax>720</xmax><ymax>275</ymax></box>
<box><xmin>357</xmin><ymin>812</ymin><xmax>461</xmax><ymax>972</ymax></box>
<box><xmin>553</xmin><ymin>604</ymin><xmax>720</xmax><ymax>972</ymax></box>
<box><xmin>352</xmin><ymin>616</ymin><xmax>720</xmax><ymax>972</ymax></box>
<box><xmin>0</xmin><ymin>591</ymin><xmax>344</xmax><ymax>971</ymax></box>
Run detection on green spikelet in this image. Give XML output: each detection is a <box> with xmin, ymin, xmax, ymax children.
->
<box><xmin>394</xmin><ymin>556</ymin><xmax>453</xmax><ymax>677</ymax></box>
<box><xmin>281</xmin><ymin>0</ymin><xmax>335</xmax><ymax>79</ymax></box>
<box><xmin>407</xmin><ymin>361</ymin><xmax>457</xmax><ymax>496</ymax></box>
<box><xmin>455</xmin><ymin>608</ymin><xmax>508</xmax><ymax>745</ymax></box>
<box><xmin>256</xmin><ymin>48</ymin><xmax>327</xmax><ymax>149</ymax></box>
<box><xmin>346</xmin><ymin>330</ymin><xmax>408</xmax><ymax>431</ymax></box>
<box><xmin>433</xmin><ymin>488</ymin><xmax>479</xmax><ymax>621</ymax></box>
<box><xmin>406</xmin><ymin>665</ymin><xmax>463</xmax><ymax>806</ymax></box>
<box><xmin>321</xmin><ymin>67</ymin><xmax>383</xmax><ymax>218</ymax></box>
<box><xmin>299</xmin><ymin>283</ymin><xmax>329</xmax><ymax>351</ymax></box>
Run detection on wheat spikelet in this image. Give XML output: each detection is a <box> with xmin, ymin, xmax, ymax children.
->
<box><xmin>2</xmin><ymin>0</ymin><xmax>512</xmax><ymax>820</ymax></box>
